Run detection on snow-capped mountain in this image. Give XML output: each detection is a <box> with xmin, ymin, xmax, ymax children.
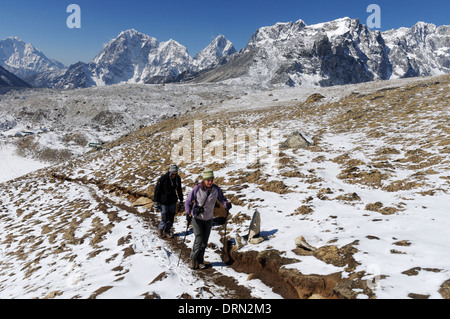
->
<box><xmin>55</xmin><ymin>30</ymin><xmax>236</xmax><ymax>89</ymax></box>
<box><xmin>90</xmin><ymin>29</ymin><xmax>194</xmax><ymax>85</ymax></box>
<box><xmin>6</xmin><ymin>18</ymin><xmax>448</xmax><ymax>89</ymax></box>
<box><xmin>0</xmin><ymin>37</ymin><xmax>66</xmax><ymax>79</ymax></box>
<box><xmin>383</xmin><ymin>22</ymin><xmax>450</xmax><ymax>78</ymax></box>
<box><xmin>0</xmin><ymin>64</ymin><xmax>31</xmax><ymax>89</ymax></box>
<box><xmin>193</xmin><ymin>35</ymin><xmax>236</xmax><ymax>70</ymax></box>
<box><xmin>193</xmin><ymin>18</ymin><xmax>449</xmax><ymax>87</ymax></box>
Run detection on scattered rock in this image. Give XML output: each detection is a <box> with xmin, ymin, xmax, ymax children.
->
<box><xmin>305</xmin><ymin>93</ymin><xmax>325</xmax><ymax>103</ymax></box>
<box><xmin>249</xmin><ymin>237</ymin><xmax>265</xmax><ymax>245</ymax></box>
<box><xmin>246</xmin><ymin>273</ymin><xmax>256</xmax><ymax>281</ymax></box>
<box><xmin>131</xmin><ymin>197</ymin><xmax>153</xmax><ymax>207</ymax></box>
<box><xmin>294</xmin><ymin>236</ymin><xmax>317</xmax><ymax>251</ymax></box>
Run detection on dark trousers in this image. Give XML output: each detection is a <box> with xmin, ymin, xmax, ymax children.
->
<box><xmin>190</xmin><ymin>218</ymin><xmax>213</xmax><ymax>264</ymax></box>
<box><xmin>159</xmin><ymin>203</ymin><xmax>176</xmax><ymax>234</ymax></box>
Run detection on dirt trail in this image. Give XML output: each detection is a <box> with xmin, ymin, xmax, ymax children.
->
<box><xmin>48</xmin><ymin>171</ymin><xmax>364</xmax><ymax>299</ymax></box>
<box><xmin>50</xmin><ymin>172</ymin><xmax>255</xmax><ymax>299</ymax></box>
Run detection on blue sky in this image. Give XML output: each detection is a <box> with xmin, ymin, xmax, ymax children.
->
<box><xmin>0</xmin><ymin>0</ymin><xmax>448</xmax><ymax>66</ymax></box>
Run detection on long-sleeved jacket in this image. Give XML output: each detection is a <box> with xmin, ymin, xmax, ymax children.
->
<box><xmin>153</xmin><ymin>172</ymin><xmax>183</xmax><ymax>206</ymax></box>
<box><xmin>185</xmin><ymin>182</ymin><xmax>227</xmax><ymax>221</ymax></box>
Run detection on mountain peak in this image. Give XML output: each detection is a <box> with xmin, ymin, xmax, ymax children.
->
<box><xmin>0</xmin><ymin>37</ymin><xmax>66</xmax><ymax>79</ymax></box>
<box><xmin>14</xmin><ymin>17</ymin><xmax>449</xmax><ymax>89</ymax></box>
<box><xmin>193</xmin><ymin>35</ymin><xmax>236</xmax><ymax>70</ymax></box>
<box><xmin>115</xmin><ymin>29</ymin><xmax>157</xmax><ymax>42</ymax></box>
<box><xmin>4</xmin><ymin>36</ymin><xmax>24</xmax><ymax>43</ymax></box>
<box><xmin>246</xmin><ymin>19</ymin><xmax>307</xmax><ymax>48</ymax></box>
<box><xmin>119</xmin><ymin>29</ymin><xmax>142</xmax><ymax>37</ymax></box>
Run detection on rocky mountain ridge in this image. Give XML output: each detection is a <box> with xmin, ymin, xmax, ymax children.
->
<box><xmin>1</xmin><ymin>17</ymin><xmax>449</xmax><ymax>89</ymax></box>
<box><xmin>0</xmin><ymin>65</ymin><xmax>31</xmax><ymax>90</ymax></box>
<box><xmin>0</xmin><ymin>37</ymin><xmax>66</xmax><ymax>79</ymax></box>
<box><xmin>54</xmin><ymin>30</ymin><xmax>236</xmax><ymax>89</ymax></box>
<box><xmin>192</xmin><ymin>18</ymin><xmax>449</xmax><ymax>87</ymax></box>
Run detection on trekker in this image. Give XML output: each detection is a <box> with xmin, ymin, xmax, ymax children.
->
<box><xmin>154</xmin><ymin>164</ymin><xmax>184</xmax><ymax>238</ymax></box>
<box><xmin>185</xmin><ymin>169</ymin><xmax>230</xmax><ymax>270</ymax></box>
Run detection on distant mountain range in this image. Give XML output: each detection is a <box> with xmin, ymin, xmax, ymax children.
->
<box><xmin>1</xmin><ymin>17</ymin><xmax>449</xmax><ymax>89</ymax></box>
<box><xmin>192</xmin><ymin>18</ymin><xmax>450</xmax><ymax>87</ymax></box>
<box><xmin>51</xmin><ymin>30</ymin><xmax>236</xmax><ymax>89</ymax></box>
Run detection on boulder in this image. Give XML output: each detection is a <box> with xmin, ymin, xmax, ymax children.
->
<box><xmin>248</xmin><ymin>211</ymin><xmax>261</xmax><ymax>240</ymax></box>
<box><xmin>281</xmin><ymin>131</ymin><xmax>313</xmax><ymax>149</ymax></box>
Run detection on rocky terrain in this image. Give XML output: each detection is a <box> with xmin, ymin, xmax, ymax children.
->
<box><xmin>0</xmin><ymin>74</ymin><xmax>449</xmax><ymax>299</ymax></box>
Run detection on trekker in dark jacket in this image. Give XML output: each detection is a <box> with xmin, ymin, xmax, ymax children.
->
<box><xmin>154</xmin><ymin>164</ymin><xmax>184</xmax><ymax>238</ymax></box>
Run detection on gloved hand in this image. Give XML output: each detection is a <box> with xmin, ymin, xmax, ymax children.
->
<box><xmin>186</xmin><ymin>214</ymin><xmax>192</xmax><ymax>223</ymax></box>
<box><xmin>178</xmin><ymin>202</ymin><xmax>184</xmax><ymax>211</ymax></box>
<box><xmin>154</xmin><ymin>202</ymin><xmax>161</xmax><ymax>211</ymax></box>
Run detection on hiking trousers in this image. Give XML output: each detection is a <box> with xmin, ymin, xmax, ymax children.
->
<box><xmin>159</xmin><ymin>203</ymin><xmax>177</xmax><ymax>234</ymax></box>
<box><xmin>190</xmin><ymin>218</ymin><xmax>213</xmax><ymax>264</ymax></box>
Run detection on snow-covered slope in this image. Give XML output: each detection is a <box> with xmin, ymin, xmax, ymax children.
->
<box><xmin>1</xmin><ymin>74</ymin><xmax>449</xmax><ymax>299</ymax></box>
<box><xmin>383</xmin><ymin>22</ymin><xmax>450</xmax><ymax>78</ymax></box>
<box><xmin>193</xmin><ymin>18</ymin><xmax>449</xmax><ymax>87</ymax></box>
<box><xmin>0</xmin><ymin>65</ymin><xmax>31</xmax><ymax>89</ymax></box>
<box><xmin>0</xmin><ymin>37</ymin><xmax>66</xmax><ymax>79</ymax></box>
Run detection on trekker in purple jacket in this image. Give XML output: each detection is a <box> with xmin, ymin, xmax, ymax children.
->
<box><xmin>185</xmin><ymin>169</ymin><xmax>230</xmax><ymax>270</ymax></box>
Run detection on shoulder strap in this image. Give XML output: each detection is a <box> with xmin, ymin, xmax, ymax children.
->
<box><xmin>192</xmin><ymin>184</ymin><xmax>211</xmax><ymax>208</ymax></box>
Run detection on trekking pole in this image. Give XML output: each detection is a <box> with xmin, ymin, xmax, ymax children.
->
<box><xmin>221</xmin><ymin>209</ymin><xmax>230</xmax><ymax>264</ymax></box>
<box><xmin>177</xmin><ymin>219</ymin><xmax>191</xmax><ymax>267</ymax></box>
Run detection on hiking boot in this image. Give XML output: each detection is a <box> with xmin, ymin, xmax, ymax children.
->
<box><xmin>165</xmin><ymin>232</ymin><xmax>174</xmax><ymax>239</ymax></box>
<box><xmin>189</xmin><ymin>260</ymin><xmax>198</xmax><ymax>270</ymax></box>
<box><xmin>158</xmin><ymin>228</ymin><xmax>165</xmax><ymax>238</ymax></box>
<box><xmin>198</xmin><ymin>261</ymin><xmax>211</xmax><ymax>270</ymax></box>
